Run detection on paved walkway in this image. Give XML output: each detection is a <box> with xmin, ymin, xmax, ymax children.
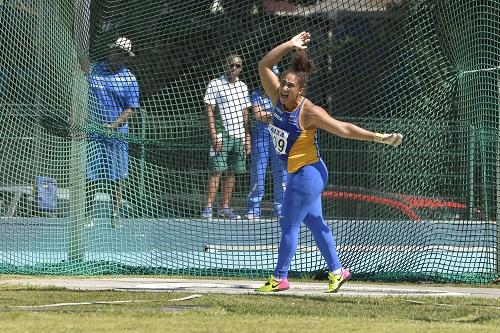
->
<box><xmin>1</xmin><ymin>277</ymin><xmax>499</xmax><ymax>298</ymax></box>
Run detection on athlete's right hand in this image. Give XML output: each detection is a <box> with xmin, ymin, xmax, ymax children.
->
<box><xmin>290</xmin><ymin>32</ymin><xmax>311</xmax><ymax>49</ymax></box>
<box><xmin>374</xmin><ymin>133</ymin><xmax>403</xmax><ymax>147</ymax></box>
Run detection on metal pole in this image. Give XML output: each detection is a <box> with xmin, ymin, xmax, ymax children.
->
<box><xmin>478</xmin><ymin>127</ymin><xmax>489</xmax><ymax>218</ymax></box>
<box><xmin>468</xmin><ymin>125</ymin><xmax>475</xmax><ymax>221</ymax></box>
<box><xmin>68</xmin><ymin>0</ymin><xmax>91</xmax><ymax>262</ymax></box>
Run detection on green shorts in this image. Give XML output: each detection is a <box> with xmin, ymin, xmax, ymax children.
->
<box><xmin>209</xmin><ymin>133</ymin><xmax>246</xmax><ymax>173</ymax></box>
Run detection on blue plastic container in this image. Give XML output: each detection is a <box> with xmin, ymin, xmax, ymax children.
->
<box><xmin>36</xmin><ymin>176</ymin><xmax>57</xmax><ymax>211</ymax></box>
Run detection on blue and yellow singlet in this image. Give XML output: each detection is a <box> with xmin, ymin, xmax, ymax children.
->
<box><xmin>268</xmin><ymin>97</ymin><xmax>320</xmax><ymax>173</ymax></box>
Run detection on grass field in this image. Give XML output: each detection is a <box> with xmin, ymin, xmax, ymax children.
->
<box><xmin>0</xmin><ymin>284</ymin><xmax>499</xmax><ymax>333</ymax></box>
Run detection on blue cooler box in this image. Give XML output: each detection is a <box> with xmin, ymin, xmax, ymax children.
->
<box><xmin>36</xmin><ymin>176</ymin><xmax>57</xmax><ymax>211</ymax></box>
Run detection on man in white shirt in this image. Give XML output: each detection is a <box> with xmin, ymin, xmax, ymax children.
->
<box><xmin>202</xmin><ymin>54</ymin><xmax>251</xmax><ymax>219</ymax></box>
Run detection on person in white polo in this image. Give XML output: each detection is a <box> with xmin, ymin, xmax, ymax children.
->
<box><xmin>201</xmin><ymin>54</ymin><xmax>251</xmax><ymax>219</ymax></box>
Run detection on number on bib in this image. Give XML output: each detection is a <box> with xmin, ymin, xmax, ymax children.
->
<box><xmin>268</xmin><ymin>124</ymin><xmax>289</xmax><ymax>155</ymax></box>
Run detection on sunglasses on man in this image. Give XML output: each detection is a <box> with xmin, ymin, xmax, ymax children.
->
<box><xmin>229</xmin><ymin>63</ymin><xmax>242</xmax><ymax>69</ymax></box>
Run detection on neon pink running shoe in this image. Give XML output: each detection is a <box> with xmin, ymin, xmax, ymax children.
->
<box><xmin>328</xmin><ymin>268</ymin><xmax>351</xmax><ymax>293</ymax></box>
<box><xmin>256</xmin><ymin>276</ymin><xmax>290</xmax><ymax>292</ymax></box>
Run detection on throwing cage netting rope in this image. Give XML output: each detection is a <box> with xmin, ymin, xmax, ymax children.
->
<box><xmin>0</xmin><ymin>0</ymin><xmax>498</xmax><ymax>283</ymax></box>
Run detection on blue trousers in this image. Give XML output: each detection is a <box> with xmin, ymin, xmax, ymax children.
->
<box><xmin>247</xmin><ymin>123</ymin><xmax>287</xmax><ymax>215</ymax></box>
<box><xmin>87</xmin><ymin>137</ymin><xmax>128</xmax><ymax>181</ymax></box>
<box><xmin>274</xmin><ymin>159</ymin><xmax>342</xmax><ymax>279</ymax></box>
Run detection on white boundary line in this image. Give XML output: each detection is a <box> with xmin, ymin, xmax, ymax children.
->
<box><xmin>13</xmin><ymin>300</ymin><xmax>151</xmax><ymax>308</ymax></box>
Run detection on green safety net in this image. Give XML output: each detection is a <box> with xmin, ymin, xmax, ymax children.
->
<box><xmin>0</xmin><ymin>0</ymin><xmax>498</xmax><ymax>284</ymax></box>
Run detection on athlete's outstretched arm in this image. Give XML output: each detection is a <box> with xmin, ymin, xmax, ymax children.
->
<box><xmin>302</xmin><ymin>104</ymin><xmax>403</xmax><ymax>146</ymax></box>
<box><xmin>258</xmin><ymin>32</ymin><xmax>311</xmax><ymax>105</ymax></box>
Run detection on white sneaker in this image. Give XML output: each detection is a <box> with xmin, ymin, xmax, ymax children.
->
<box><xmin>201</xmin><ymin>208</ymin><xmax>213</xmax><ymax>220</ymax></box>
<box><xmin>245</xmin><ymin>213</ymin><xmax>260</xmax><ymax>220</ymax></box>
<box><xmin>218</xmin><ymin>208</ymin><xmax>240</xmax><ymax>219</ymax></box>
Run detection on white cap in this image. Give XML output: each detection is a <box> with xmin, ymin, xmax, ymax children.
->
<box><xmin>110</xmin><ymin>37</ymin><xmax>135</xmax><ymax>57</ymax></box>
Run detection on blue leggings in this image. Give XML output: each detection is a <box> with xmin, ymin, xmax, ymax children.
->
<box><xmin>274</xmin><ymin>159</ymin><xmax>342</xmax><ymax>279</ymax></box>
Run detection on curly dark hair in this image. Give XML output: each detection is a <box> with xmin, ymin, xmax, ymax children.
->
<box><xmin>283</xmin><ymin>49</ymin><xmax>315</xmax><ymax>89</ymax></box>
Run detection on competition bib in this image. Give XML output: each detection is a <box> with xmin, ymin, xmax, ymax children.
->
<box><xmin>268</xmin><ymin>124</ymin><xmax>289</xmax><ymax>155</ymax></box>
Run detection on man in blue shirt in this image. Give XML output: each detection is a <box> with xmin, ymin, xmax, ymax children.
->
<box><xmin>85</xmin><ymin>37</ymin><xmax>140</xmax><ymax>228</ymax></box>
<box><xmin>246</xmin><ymin>65</ymin><xmax>287</xmax><ymax>219</ymax></box>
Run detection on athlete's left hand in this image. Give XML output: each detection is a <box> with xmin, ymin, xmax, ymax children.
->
<box><xmin>290</xmin><ymin>32</ymin><xmax>311</xmax><ymax>49</ymax></box>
